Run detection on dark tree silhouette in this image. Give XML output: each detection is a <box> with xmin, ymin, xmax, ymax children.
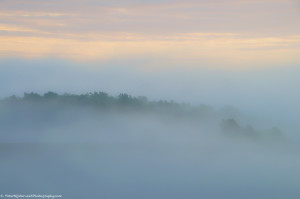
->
<box><xmin>0</xmin><ymin>91</ymin><xmax>286</xmax><ymax>143</ymax></box>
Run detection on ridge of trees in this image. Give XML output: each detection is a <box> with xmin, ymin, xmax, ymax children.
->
<box><xmin>220</xmin><ymin>118</ymin><xmax>285</xmax><ymax>143</ymax></box>
<box><xmin>1</xmin><ymin>91</ymin><xmax>285</xmax><ymax>142</ymax></box>
<box><xmin>3</xmin><ymin>91</ymin><xmax>216</xmax><ymax>118</ymax></box>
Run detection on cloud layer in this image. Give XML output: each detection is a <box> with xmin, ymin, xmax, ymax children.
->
<box><xmin>0</xmin><ymin>0</ymin><xmax>299</xmax><ymax>65</ymax></box>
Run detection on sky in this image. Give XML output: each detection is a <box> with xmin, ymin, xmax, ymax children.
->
<box><xmin>0</xmin><ymin>0</ymin><xmax>300</xmax><ymax>65</ymax></box>
<box><xmin>1</xmin><ymin>0</ymin><xmax>300</xmax><ymax>134</ymax></box>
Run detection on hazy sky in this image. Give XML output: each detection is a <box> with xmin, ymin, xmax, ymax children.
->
<box><xmin>0</xmin><ymin>0</ymin><xmax>300</xmax><ymax>66</ymax></box>
<box><xmin>1</xmin><ymin>0</ymin><xmax>300</xmax><ymax>133</ymax></box>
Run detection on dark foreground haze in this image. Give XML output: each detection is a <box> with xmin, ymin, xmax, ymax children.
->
<box><xmin>1</xmin><ymin>92</ymin><xmax>299</xmax><ymax>199</ymax></box>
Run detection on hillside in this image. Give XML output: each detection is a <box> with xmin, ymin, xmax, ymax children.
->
<box><xmin>0</xmin><ymin>91</ymin><xmax>285</xmax><ymax>144</ymax></box>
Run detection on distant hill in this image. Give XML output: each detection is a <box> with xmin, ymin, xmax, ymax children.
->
<box><xmin>0</xmin><ymin>91</ymin><xmax>286</xmax><ymax>144</ymax></box>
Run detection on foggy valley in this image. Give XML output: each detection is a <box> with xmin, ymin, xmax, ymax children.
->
<box><xmin>1</xmin><ymin>92</ymin><xmax>299</xmax><ymax>199</ymax></box>
<box><xmin>1</xmin><ymin>0</ymin><xmax>300</xmax><ymax>198</ymax></box>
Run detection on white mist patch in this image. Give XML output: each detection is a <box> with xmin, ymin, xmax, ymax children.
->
<box><xmin>0</xmin><ymin>97</ymin><xmax>299</xmax><ymax>199</ymax></box>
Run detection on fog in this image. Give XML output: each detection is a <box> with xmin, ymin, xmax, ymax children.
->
<box><xmin>1</xmin><ymin>0</ymin><xmax>299</xmax><ymax>197</ymax></box>
<box><xmin>1</xmin><ymin>93</ymin><xmax>300</xmax><ymax>199</ymax></box>
<box><xmin>1</xmin><ymin>58</ymin><xmax>299</xmax><ymax>137</ymax></box>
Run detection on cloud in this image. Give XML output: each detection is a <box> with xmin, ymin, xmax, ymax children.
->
<box><xmin>0</xmin><ymin>33</ymin><xmax>299</xmax><ymax>68</ymax></box>
<box><xmin>0</xmin><ymin>0</ymin><xmax>299</xmax><ymax>66</ymax></box>
<box><xmin>0</xmin><ymin>24</ymin><xmax>36</xmax><ymax>32</ymax></box>
<box><xmin>0</xmin><ymin>12</ymin><xmax>66</xmax><ymax>17</ymax></box>
<box><xmin>0</xmin><ymin>0</ymin><xmax>299</xmax><ymax>35</ymax></box>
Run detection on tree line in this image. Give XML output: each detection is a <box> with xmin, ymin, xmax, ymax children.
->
<box><xmin>1</xmin><ymin>91</ymin><xmax>285</xmax><ymax>142</ymax></box>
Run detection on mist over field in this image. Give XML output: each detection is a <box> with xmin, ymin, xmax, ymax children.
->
<box><xmin>0</xmin><ymin>92</ymin><xmax>300</xmax><ymax>199</ymax></box>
